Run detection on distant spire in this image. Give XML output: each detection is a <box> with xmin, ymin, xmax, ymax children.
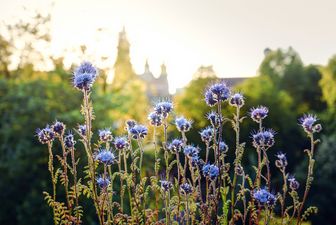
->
<box><xmin>145</xmin><ymin>59</ymin><xmax>150</xmax><ymax>73</ymax></box>
<box><xmin>160</xmin><ymin>63</ymin><xmax>167</xmax><ymax>76</ymax></box>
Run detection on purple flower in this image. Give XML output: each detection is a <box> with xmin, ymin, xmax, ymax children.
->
<box><xmin>252</xmin><ymin>129</ymin><xmax>275</xmax><ymax>148</ymax></box>
<box><xmin>154</xmin><ymin>101</ymin><xmax>173</xmax><ymax>118</ymax></box>
<box><xmin>64</xmin><ymin>133</ymin><xmax>76</xmax><ymax>149</ymax></box>
<box><xmin>175</xmin><ymin>116</ymin><xmax>192</xmax><ymax>133</ymax></box>
<box><xmin>168</xmin><ymin>139</ymin><xmax>184</xmax><ymax>153</ymax></box>
<box><xmin>78</xmin><ymin>124</ymin><xmax>86</xmax><ymax>136</ymax></box>
<box><xmin>253</xmin><ymin>188</ymin><xmax>276</xmax><ymax>206</ymax></box>
<box><xmin>200</xmin><ymin>127</ymin><xmax>213</xmax><ymax>143</ymax></box>
<box><xmin>299</xmin><ymin>114</ymin><xmax>322</xmax><ymax>134</ymax></box>
<box><xmin>52</xmin><ymin>121</ymin><xmax>66</xmax><ymax>136</ymax></box>
<box><xmin>204</xmin><ymin>82</ymin><xmax>231</xmax><ymax>106</ymax></box>
<box><xmin>160</xmin><ymin>180</ymin><xmax>173</xmax><ymax>192</ymax></box>
<box><xmin>73</xmin><ymin>62</ymin><xmax>98</xmax><ymax>91</ymax></box>
<box><xmin>96</xmin><ymin>176</ymin><xmax>110</xmax><ymax>189</ymax></box>
<box><xmin>114</xmin><ymin>136</ymin><xmax>129</xmax><ymax>151</ymax></box>
<box><xmin>219</xmin><ymin>141</ymin><xmax>228</xmax><ymax>153</ymax></box>
<box><xmin>206</xmin><ymin>111</ymin><xmax>222</xmax><ymax>127</ymax></box>
<box><xmin>129</xmin><ymin>124</ymin><xmax>148</xmax><ymax>140</ymax></box>
<box><xmin>250</xmin><ymin>106</ymin><xmax>269</xmax><ymax>123</ymax></box>
<box><xmin>95</xmin><ymin>149</ymin><xmax>117</xmax><ymax>165</ymax></box>
<box><xmin>202</xmin><ymin>164</ymin><xmax>219</xmax><ymax>179</ymax></box>
<box><xmin>275</xmin><ymin>152</ymin><xmax>287</xmax><ymax>168</ymax></box>
<box><xmin>183</xmin><ymin>145</ymin><xmax>199</xmax><ymax>158</ymax></box>
<box><xmin>98</xmin><ymin>128</ymin><xmax>113</xmax><ymax>142</ymax></box>
<box><xmin>125</xmin><ymin>120</ymin><xmax>136</xmax><ymax>131</ymax></box>
<box><xmin>36</xmin><ymin>125</ymin><xmax>55</xmax><ymax>144</ymax></box>
<box><xmin>288</xmin><ymin>175</ymin><xmax>300</xmax><ymax>190</ymax></box>
<box><xmin>180</xmin><ymin>183</ymin><xmax>193</xmax><ymax>195</ymax></box>
<box><xmin>229</xmin><ymin>93</ymin><xmax>245</xmax><ymax>107</ymax></box>
<box><xmin>148</xmin><ymin>111</ymin><xmax>163</xmax><ymax>126</ymax></box>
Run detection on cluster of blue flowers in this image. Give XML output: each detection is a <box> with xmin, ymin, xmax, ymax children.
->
<box><xmin>202</xmin><ymin>164</ymin><xmax>220</xmax><ymax>180</ymax></box>
<box><xmin>37</xmin><ymin>62</ymin><xmax>322</xmax><ymax>225</ymax></box>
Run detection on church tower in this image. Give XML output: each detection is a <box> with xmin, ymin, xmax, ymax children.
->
<box><xmin>112</xmin><ymin>27</ymin><xmax>137</xmax><ymax>91</ymax></box>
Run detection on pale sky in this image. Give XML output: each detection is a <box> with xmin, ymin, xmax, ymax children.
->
<box><xmin>1</xmin><ymin>0</ymin><xmax>336</xmax><ymax>93</ymax></box>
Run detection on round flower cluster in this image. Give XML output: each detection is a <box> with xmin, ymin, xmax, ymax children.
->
<box><xmin>129</xmin><ymin>124</ymin><xmax>148</xmax><ymax>140</ymax></box>
<box><xmin>154</xmin><ymin>101</ymin><xmax>173</xmax><ymax>118</ymax></box>
<box><xmin>288</xmin><ymin>176</ymin><xmax>300</xmax><ymax>190</ymax></box>
<box><xmin>73</xmin><ymin>62</ymin><xmax>98</xmax><ymax>91</ymax></box>
<box><xmin>253</xmin><ymin>188</ymin><xmax>276</xmax><ymax>206</ymax></box>
<box><xmin>299</xmin><ymin>114</ymin><xmax>322</xmax><ymax>134</ymax></box>
<box><xmin>202</xmin><ymin>164</ymin><xmax>219</xmax><ymax>180</ymax></box>
<box><xmin>180</xmin><ymin>183</ymin><xmax>193</xmax><ymax>195</ymax></box>
<box><xmin>160</xmin><ymin>180</ymin><xmax>173</xmax><ymax>192</ymax></box>
<box><xmin>64</xmin><ymin>133</ymin><xmax>76</xmax><ymax>149</ymax></box>
<box><xmin>250</xmin><ymin>106</ymin><xmax>269</xmax><ymax>123</ymax></box>
<box><xmin>200</xmin><ymin>127</ymin><xmax>213</xmax><ymax>143</ymax></box>
<box><xmin>204</xmin><ymin>82</ymin><xmax>231</xmax><ymax>106</ymax></box>
<box><xmin>175</xmin><ymin>116</ymin><xmax>192</xmax><ymax>133</ymax></box>
<box><xmin>52</xmin><ymin>121</ymin><xmax>66</xmax><ymax>137</ymax></box>
<box><xmin>206</xmin><ymin>111</ymin><xmax>222</xmax><ymax>128</ymax></box>
<box><xmin>275</xmin><ymin>152</ymin><xmax>287</xmax><ymax>169</ymax></box>
<box><xmin>183</xmin><ymin>145</ymin><xmax>199</xmax><ymax>158</ymax></box>
<box><xmin>95</xmin><ymin>149</ymin><xmax>117</xmax><ymax>165</ymax></box>
<box><xmin>229</xmin><ymin>93</ymin><xmax>245</xmax><ymax>107</ymax></box>
<box><xmin>252</xmin><ymin>129</ymin><xmax>275</xmax><ymax>148</ymax></box>
<box><xmin>219</xmin><ymin>141</ymin><xmax>229</xmax><ymax>153</ymax></box>
<box><xmin>168</xmin><ymin>139</ymin><xmax>184</xmax><ymax>153</ymax></box>
<box><xmin>78</xmin><ymin>124</ymin><xmax>86</xmax><ymax>136</ymax></box>
<box><xmin>96</xmin><ymin>176</ymin><xmax>110</xmax><ymax>189</ymax></box>
<box><xmin>148</xmin><ymin>112</ymin><xmax>163</xmax><ymax>127</ymax></box>
<box><xmin>113</xmin><ymin>136</ymin><xmax>129</xmax><ymax>151</ymax></box>
<box><xmin>36</xmin><ymin>126</ymin><xmax>55</xmax><ymax>144</ymax></box>
<box><xmin>98</xmin><ymin>128</ymin><xmax>113</xmax><ymax>142</ymax></box>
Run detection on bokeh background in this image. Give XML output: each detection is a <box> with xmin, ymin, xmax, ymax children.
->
<box><xmin>0</xmin><ymin>0</ymin><xmax>335</xmax><ymax>224</ymax></box>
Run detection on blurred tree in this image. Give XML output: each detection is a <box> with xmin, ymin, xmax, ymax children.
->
<box><xmin>320</xmin><ymin>55</ymin><xmax>336</xmax><ymax>112</ymax></box>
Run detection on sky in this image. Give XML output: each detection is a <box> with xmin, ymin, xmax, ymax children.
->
<box><xmin>1</xmin><ymin>0</ymin><xmax>336</xmax><ymax>93</ymax></box>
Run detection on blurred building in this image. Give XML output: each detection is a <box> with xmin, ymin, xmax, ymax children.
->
<box><xmin>112</xmin><ymin>27</ymin><xmax>169</xmax><ymax>99</ymax></box>
<box><xmin>139</xmin><ymin>60</ymin><xmax>169</xmax><ymax>98</ymax></box>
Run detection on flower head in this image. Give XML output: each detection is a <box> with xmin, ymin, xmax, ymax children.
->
<box><xmin>154</xmin><ymin>101</ymin><xmax>173</xmax><ymax>118</ymax></box>
<box><xmin>202</xmin><ymin>164</ymin><xmax>219</xmax><ymax>180</ymax></box>
<box><xmin>78</xmin><ymin>124</ymin><xmax>86</xmax><ymax>136</ymax></box>
<box><xmin>125</xmin><ymin>120</ymin><xmax>136</xmax><ymax>131</ymax></box>
<box><xmin>114</xmin><ymin>136</ymin><xmax>129</xmax><ymax>151</ymax></box>
<box><xmin>250</xmin><ymin>106</ymin><xmax>269</xmax><ymax>123</ymax></box>
<box><xmin>180</xmin><ymin>183</ymin><xmax>193</xmax><ymax>195</ymax></box>
<box><xmin>191</xmin><ymin>155</ymin><xmax>200</xmax><ymax>167</ymax></box>
<box><xmin>148</xmin><ymin>112</ymin><xmax>163</xmax><ymax>126</ymax></box>
<box><xmin>168</xmin><ymin>139</ymin><xmax>184</xmax><ymax>153</ymax></box>
<box><xmin>299</xmin><ymin>114</ymin><xmax>322</xmax><ymax>134</ymax></box>
<box><xmin>52</xmin><ymin>121</ymin><xmax>66</xmax><ymax>136</ymax></box>
<box><xmin>73</xmin><ymin>62</ymin><xmax>98</xmax><ymax>91</ymax></box>
<box><xmin>95</xmin><ymin>149</ymin><xmax>117</xmax><ymax>165</ymax></box>
<box><xmin>160</xmin><ymin>180</ymin><xmax>173</xmax><ymax>192</ymax></box>
<box><xmin>64</xmin><ymin>133</ymin><xmax>76</xmax><ymax>149</ymax></box>
<box><xmin>219</xmin><ymin>141</ymin><xmax>228</xmax><ymax>153</ymax></box>
<box><xmin>229</xmin><ymin>93</ymin><xmax>245</xmax><ymax>107</ymax></box>
<box><xmin>288</xmin><ymin>175</ymin><xmax>300</xmax><ymax>190</ymax></box>
<box><xmin>200</xmin><ymin>127</ymin><xmax>213</xmax><ymax>143</ymax></box>
<box><xmin>253</xmin><ymin>188</ymin><xmax>276</xmax><ymax>206</ymax></box>
<box><xmin>36</xmin><ymin>125</ymin><xmax>55</xmax><ymax>144</ymax></box>
<box><xmin>129</xmin><ymin>124</ymin><xmax>148</xmax><ymax>140</ymax></box>
<box><xmin>206</xmin><ymin>111</ymin><xmax>222</xmax><ymax>127</ymax></box>
<box><xmin>96</xmin><ymin>176</ymin><xmax>110</xmax><ymax>189</ymax></box>
<box><xmin>175</xmin><ymin>116</ymin><xmax>192</xmax><ymax>133</ymax></box>
<box><xmin>204</xmin><ymin>82</ymin><xmax>230</xmax><ymax>106</ymax></box>
<box><xmin>252</xmin><ymin>129</ymin><xmax>275</xmax><ymax>148</ymax></box>
<box><xmin>183</xmin><ymin>145</ymin><xmax>199</xmax><ymax>158</ymax></box>
<box><xmin>98</xmin><ymin>128</ymin><xmax>113</xmax><ymax>142</ymax></box>
<box><xmin>275</xmin><ymin>152</ymin><xmax>287</xmax><ymax>168</ymax></box>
